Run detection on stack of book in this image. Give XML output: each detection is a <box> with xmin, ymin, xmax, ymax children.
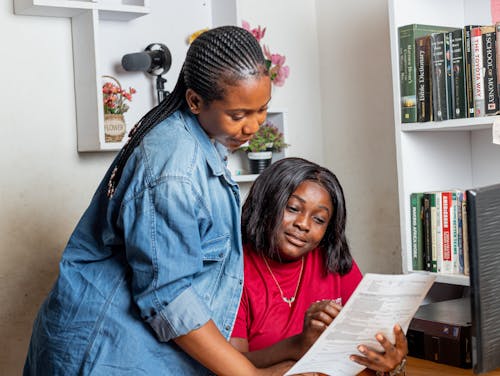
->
<box><xmin>410</xmin><ymin>190</ymin><xmax>468</xmax><ymax>276</ymax></box>
<box><xmin>398</xmin><ymin>23</ymin><xmax>500</xmax><ymax>123</ymax></box>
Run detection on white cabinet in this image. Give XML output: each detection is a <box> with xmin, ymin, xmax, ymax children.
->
<box><xmin>388</xmin><ymin>0</ymin><xmax>500</xmax><ymax>286</ymax></box>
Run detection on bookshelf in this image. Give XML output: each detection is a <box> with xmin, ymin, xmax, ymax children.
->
<box><xmin>388</xmin><ymin>0</ymin><xmax>500</xmax><ymax>286</ymax></box>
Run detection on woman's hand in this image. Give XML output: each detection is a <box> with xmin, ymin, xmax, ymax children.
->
<box><xmin>349</xmin><ymin>324</ymin><xmax>408</xmax><ymax>374</ymax></box>
<box><xmin>297</xmin><ymin>300</ymin><xmax>343</xmax><ymax>356</ymax></box>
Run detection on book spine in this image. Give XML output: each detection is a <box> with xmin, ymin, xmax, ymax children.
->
<box><xmin>416</xmin><ymin>36</ymin><xmax>432</xmax><ymax>122</ymax></box>
<box><xmin>464</xmin><ymin>25</ymin><xmax>476</xmax><ymax>117</ymax></box>
<box><xmin>429</xmin><ymin>192</ymin><xmax>438</xmax><ymax>272</ymax></box>
<box><xmin>450</xmin><ymin>191</ymin><xmax>459</xmax><ymax>274</ymax></box>
<box><xmin>441</xmin><ymin>191</ymin><xmax>452</xmax><ymax>273</ymax></box>
<box><xmin>422</xmin><ymin>193</ymin><xmax>432</xmax><ymax>271</ymax></box>
<box><xmin>471</xmin><ymin>27</ymin><xmax>485</xmax><ymax>117</ymax></box>
<box><xmin>399</xmin><ymin>26</ymin><xmax>417</xmax><ymax>123</ymax></box>
<box><xmin>450</xmin><ymin>29</ymin><xmax>467</xmax><ymax>118</ymax></box>
<box><xmin>434</xmin><ymin>193</ymin><xmax>443</xmax><ymax>273</ymax></box>
<box><xmin>462</xmin><ymin>193</ymin><xmax>469</xmax><ymax>276</ymax></box>
<box><xmin>431</xmin><ymin>33</ymin><xmax>448</xmax><ymax>121</ymax></box>
<box><xmin>456</xmin><ymin>191</ymin><xmax>464</xmax><ymax>274</ymax></box>
<box><xmin>482</xmin><ymin>30</ymin><xmax>499</xmax><ymax>114</ymax></box>
<box><xmin>496</xmin><ymin>23</ymin><xmax>500</xmax><ymax>109</ymax></box>
<box><xmin>410</xmin><ymin>192</ymin><xmax>424</xmax><ymax>270</ymax></box>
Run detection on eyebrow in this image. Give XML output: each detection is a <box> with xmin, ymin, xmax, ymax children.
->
<box><xmin>227</xmin><ymin>98</ymin><xmax>271</xmax><ymax>112</ymax></box>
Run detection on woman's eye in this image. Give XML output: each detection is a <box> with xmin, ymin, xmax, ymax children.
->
<box><xmin>230</xmin><ymin>113</ymin><xmax>245</xmax><ymax>121</ymax></box>
<box><xmin>313</xmin><ymin>217</ymin><xmax>326</xmax><ymax>224</ymax></box>
<box><xmin>286</xmin><ymin>205</ymin><xmax>299</xmax><ymax>213</ymax></box>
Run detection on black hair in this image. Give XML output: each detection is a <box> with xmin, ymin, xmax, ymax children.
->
<box><xmin>241</xmin><ymin>157</ymin><xmax>353</xmax><ymax>275</ymax></box>
<box><xmin>107</xmin><ymin>26</ymin><xmax>268</xmax><ymax>197</ymax></box>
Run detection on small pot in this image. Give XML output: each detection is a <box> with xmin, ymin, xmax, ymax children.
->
<box><xmin>247</xmin><ymin>151</ymin><xmax>273</xmax><ymax>174</ymax></box>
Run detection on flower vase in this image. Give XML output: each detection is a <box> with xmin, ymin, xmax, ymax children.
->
<box><xmin>104</xmin><ymin>113</ymin><xmax>126</xmax><ymax>143</ymax></box>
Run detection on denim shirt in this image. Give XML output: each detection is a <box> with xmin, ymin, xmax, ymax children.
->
<box><xmin>24</xmin><ymin>109</ymin><xmax>244</xmax><ymax>375</ymax></box>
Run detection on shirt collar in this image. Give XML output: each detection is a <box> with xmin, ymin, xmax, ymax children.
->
<box><xmin>181</xmin><ymin>109</ymin><xmax>229</xmax><ymax>177</ymax></box>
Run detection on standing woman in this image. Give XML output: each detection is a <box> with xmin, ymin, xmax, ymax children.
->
<box><xmin>24</xmin><ymin>26</ymin><xmax>290</xmax><ymax>375</ymax></box>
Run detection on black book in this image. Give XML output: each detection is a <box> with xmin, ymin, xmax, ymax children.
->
<box><xmin>449</xmin><ymin>29</ymin><xmax>467</xmax><ymax>118</ymax></box>
<box><xmin>464</xmin><ymin>25</ymin><xmax>479</xmax><ymax>117</ymax></box>
<box><xmin>430</xmin><ymin>33</ymin><xmax>449</xmax><ymax>121</ymax></box>
<box><xmin>422</xmin><ymin>193</ymin><xmax>432</xmax><ymax>271</ymax></box>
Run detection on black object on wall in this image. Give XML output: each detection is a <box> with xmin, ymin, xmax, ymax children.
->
<box><xmin>122</xmin><ymin>43</ymin><xmax>172</xmax><ymax>104</ymax></box>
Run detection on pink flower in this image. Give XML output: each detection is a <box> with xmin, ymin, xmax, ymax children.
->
<box><xmin>241</xmin><ymin>21</ymin><xmax>289</xmax><ymax>87</ymax></box>
<box><xmin>242</xmin><ymin>20</ymin><xmax>266</xmax><ymax>42</ymax></box>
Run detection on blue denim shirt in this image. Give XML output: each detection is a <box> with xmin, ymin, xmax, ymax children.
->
<box><xmin>24</xmin><ymin>109</ymin><xmax>244</xmax><ymax>375</ymax></box>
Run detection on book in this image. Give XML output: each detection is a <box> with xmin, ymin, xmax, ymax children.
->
<box><xmin>456</xmin><ymin>190</ymin><xmax>465</xmax><ymax>274</ymax></box>
<box><xmin>429</xmin><ymin>192</ymin><xmax>440</xmax><ymax>273</ymax></box>
<box><xmin>398</xmin><ymin>24</ymin><xmax>456</xmax><ymax>123</ymax></box>
<box><xmin>422</xmin><ymin>193</ymin><xmax>432</xmax><ymax>271</ymax></box>
<box><xmin>450</xmin><ymin>191</ymin><xmax>460</xmax><ymax>274</ymax></box>
<box><xmin>496</xmin><ymin>22</ymin><xmax>500</xmax><ymax>108</ymax></box>
<box><xmin>415</xmin><ymin>36</ymin><xmax>432</xmax><ymax>122</ymax></box>
<box><xmin>464</xmin><ymin>25</ymin><xmax>479</xmax><ymax>117</ymax></box>
<box><xmin>449</xmin><ymin>28</ymin><xmax>467</xmax><ymax>119</ymax></box>
<box><xmin>441</xmin><ymin>191</ymin><xmax>452</xmax><ymax>273</ymax></box>
<box><xmin>481</xmin><ymin>26</ymin><xmax>499</xmax><ymax>114</ymax></box>
<box><xmin>410</xmin><ymin>192</ymin><xmax>424</xmax><ymax>271</ymax></box>
<box><xmin>471</xmin><ymin>27</ymin><xmax>485</xmax><ymax>117</ymax></box>
<box><xmin>430</xmin><ymin>33</ymin><xmax>449</xmax><ymax>121</ymax></box>
<box><xmin>462</xmin><ymin>192</ymin><xmax>469</xmax><ymax>276</ymax></box>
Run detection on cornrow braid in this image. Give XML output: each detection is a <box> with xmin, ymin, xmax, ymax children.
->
<box><xmin>107</xmin><ymin>25</ymin><xmax>267</xmax><ymax>197</ymax></box>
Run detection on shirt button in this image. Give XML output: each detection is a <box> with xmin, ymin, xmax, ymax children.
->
<box><xmin>225</xmin><ymin>325</ymin><xmax>231</xmax><ymax>331</ymax></box>
<box><xmin>223</xmin><ymin>156</ymin><xmax>228</xmax><ymax>161</ymax></box>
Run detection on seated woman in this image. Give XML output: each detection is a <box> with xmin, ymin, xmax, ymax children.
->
<box><xmin>230</xmin><ymin>157</ymin><xmax>407</xmax><ymax>375</ymax></box>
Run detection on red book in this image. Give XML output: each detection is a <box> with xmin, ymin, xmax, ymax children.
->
<box><xmin>441</xmin><ymin>191</ymin><xmax>452</xmax><ymax>273</ymax></box>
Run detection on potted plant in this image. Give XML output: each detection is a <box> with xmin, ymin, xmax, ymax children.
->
<box><xmin>239</xmin><ymin>122</ymin><xmax>289</xmax><ymax>174</ymax></box>
<box><xmin>102</xmin><ymin>75</ymin><xmax>136</xmax><ymax>143</ymax></box>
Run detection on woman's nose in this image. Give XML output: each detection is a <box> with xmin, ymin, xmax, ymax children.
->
<box><xmin>294</xmin><ymin>215</ymin><xmax>310</xmax><ymax>232</ymax></box>
<box><xmin>242</xmin><ymin>117</ymin><xmax>261</xmax><ymax>136</ymax></box>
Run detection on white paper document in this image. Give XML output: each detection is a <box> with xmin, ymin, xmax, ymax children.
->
<box><xmin>285</xmin><ymin>273</ymin><xmax>436</xmax><ymax>376</ymax></box>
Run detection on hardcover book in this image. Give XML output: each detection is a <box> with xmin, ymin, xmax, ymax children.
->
<box><xmin>422</xmin><ymin>193</ymin><xmax>432</xmax><ymax>271</ymax></box>
<box><xmin>410</xmin><ymin>192</ymin><xmax>424</xmax><ymax>271</ymax></box>
<box><xmin>481</xmin><ymin>26</ymin><xmax>499</xmax><ymax>114</ymax></box>
<box><xmin>415</xmin><ymin>36</ymin><xmax>432</xmax><ymax>122</ymax></box>
<box><xmin>398</xmin><ymin>24</ymin><xmax>456</xmax><ymax>123</ymax></box>
<box><xmin>471</xmin><ymin>27</ymin><xmax>485</xmax><ymax>117</ymax></box>
<box><xmin>430</xmin><ymin>33</ymin><xmax>449</xmax><ymax>121</ymax></box>
<box><xmin>441</xmin><ymin>191</ymin><xmax>453</xmax><ymax>274</ymax></box>
<box><xmin>449</xmin><ymin>29</ymin><xmax>467</xmax><ymax>119</ymax></box>
<box><xmin>464</xmin><ymin>25</ymin><xmax>479</xmax><ymax>117</ymax></box>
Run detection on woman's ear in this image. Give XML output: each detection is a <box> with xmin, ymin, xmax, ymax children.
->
<box><xmin>185</xmin><ymin>88</ymin><xmax>203</xmax><ymax>115</ymax></box>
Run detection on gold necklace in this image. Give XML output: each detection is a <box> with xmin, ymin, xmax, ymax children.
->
<box><xmin>263</xmin><ymin>255</ymin><xmax>304</xmax><ymax>308</ymax></box>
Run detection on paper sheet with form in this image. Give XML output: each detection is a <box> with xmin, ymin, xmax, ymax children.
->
<box><xmin>285</xmin><ymin>272</ymin><xmax>436</xmax><ymax>376</ymax></box>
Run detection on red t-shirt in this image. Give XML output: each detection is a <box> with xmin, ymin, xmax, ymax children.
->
<box><xmin>232</xmin><ymin>245</ymin><xmax>363</xmax><ymax>351</ymax></box>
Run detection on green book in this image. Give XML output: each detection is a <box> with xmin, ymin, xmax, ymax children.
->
<box><xmin>398</xmin><ymin>24</ymin><xmax>457</xmax><ymax>123</ymax></box>
<box><xmin>410</xmin><ymin>192</ymin><xmax>424</xmax><ymax>270</ymax></box>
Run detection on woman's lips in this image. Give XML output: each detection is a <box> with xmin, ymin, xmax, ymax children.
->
<box><xmin>285</xmin><ymin>233</ymin><xmax>307</xmax><ymax>247</ymax></box>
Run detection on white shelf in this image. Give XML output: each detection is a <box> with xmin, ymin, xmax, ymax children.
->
<box><xmin>401</xmin><ymin>116</ymin><xmax>496</xmax><ymax>131</ymax></box>
<box><xmin>388</xmin><ymin>0</ymin><xmax>500</xmax><ymax>286</ymax></box>
<box><xmin>409</xmin><ymin>271</ymin><xmax>470</xmax><ymax>286</ymax></box>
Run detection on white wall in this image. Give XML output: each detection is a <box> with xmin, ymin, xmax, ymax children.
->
<box><xmin>0</xmin><ymin>0</ymin><xmax>400</xmax><ymax>373</ymax></box>
<box><xmin>315</xmin><ymin>0</ymin><xmax>401</xmax><ymax>274</ymax></box>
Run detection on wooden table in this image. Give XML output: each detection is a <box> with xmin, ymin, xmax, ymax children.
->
<box><xmin>357</xmin><ymin>357</ymin><xmax>500</xmax><ymax>375</ymax></box>
<box><xmin>405</xmin><ymin>357</ymin><xmax>500</xmax><ymax>375</ymax></box>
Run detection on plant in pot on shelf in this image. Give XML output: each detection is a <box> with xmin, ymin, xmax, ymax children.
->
<box><xmin>102</xmin><ymin>75</ymin><xmax>136</xmax><ymax>143</ymax></box>
<box><xmin>239</xmin><ymin>122</ymin><xmax>289</xmax><ymax>174</ymax></box>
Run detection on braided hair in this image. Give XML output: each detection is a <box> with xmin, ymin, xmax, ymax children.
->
<box><xmin>107</xmin><ymin>26</ymin><xmax>268</xmax><ymax>197</ymax></box>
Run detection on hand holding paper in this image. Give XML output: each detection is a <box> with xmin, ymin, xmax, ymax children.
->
<box><xmin>285</xmin><ymin>273</ymin><xmax>436</xmax><ymax>376</ymax></box>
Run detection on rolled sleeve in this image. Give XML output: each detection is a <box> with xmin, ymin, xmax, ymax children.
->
<box><xmin>147</xmin><ymin>286</ymin><xmax>212</xmax><ymax>342</ymax></box>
